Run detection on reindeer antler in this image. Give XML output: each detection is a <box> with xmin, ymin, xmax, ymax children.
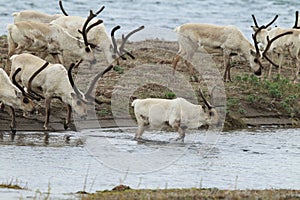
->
<box><xmin>59</xmin><ymin>0</ymin><xmax>68</xmax><ymax>16</ymax></box>
<box><xmin>119</xmin><ymin>26</ymin><xmax>145</xmax><ymax>59</ymax></box>
<box><xmin>111</xmin><ymin>25</ymin><xmax>121</xmax><ymax>59</ymax></box>
<box><xmin>262</xmin><ymin>31</ymin><xmax>293</xmax><ymax>68</ymax></box>
<box><xmin>79</xmin><ymin>7</ymin><xmax>105</xmax><ymax>48</ymax></box>
<box><xmin>68</xmin><ymin>59</ymin><xmax>84</xmax><ymax>99</ymax></box>
<box><xmin>252</xmin><ymin>25</ymin><xmax>266</xmax><ymax>56</ymax></box>
<box><xmin>265</xmin><ymin>15</ymin><xmax>278</xmax><ymax>28</ymax></box>
<box><xmin>251</xmin><ymin>14</ymin><xmax>278</xmax><ymax>31</ymax></box>
<box><xmin>27</xmin><ymin>62</ymin><xmax>50</xmax><ymax>100</ymax></box>
<box><xmin>293</xmin><ymin>11</ymin><xmax>300</xmax><ymax>29</ymax></box>
<box><xmin>251</xmin><ymin>15</ymin><xmax>280</xmax><ymax>69</ymax></box>
<box><xmin>85</xmin><ymin>65</ymin><xmax>114</xmax><ymax>105</ymax></box>
<box><xmin>110</xmin><ymin>25</ymin><xmax>144</xmax><ymax>60</ymax></box>
<box><xmin>252</xmin><ymin>14</ymin><xmax>259</xmax><ymax>28</ymax></box>
<box><xmin>198</xmin><ymin>89</ymin><xmax>214</xmax><ymax>110</ymax></box>
<box><xmin>12</xmin><ymin>68</ymin><xmax>41</xmax><ymax>101</ymax></box>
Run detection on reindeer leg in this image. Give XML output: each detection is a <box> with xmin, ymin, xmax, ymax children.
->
<box><xmin>173</xmin><ymin>120</ymin><xmax>185</xmax><ymax>142</ymax></box>
<box><xmin>278</xmin><ymin>54</ymin><xmax>284</xmax><ymax>76</ymax></box>
<box><xmin>172</xmin><ymin>54</ymin><xmax>181</xmax><ymax>74</ymax></box>
<box><xmin>135</xmin><ymin>125</ymin><xmax>146</xmax><ymax>140</ymax></box>
<box><xmin>293</xmin><ymin>60</ymin><xmax>300</xmax><ymax>84</ymax></box>
<box><xmin>9</xmin><ymin>106</ymin><xmax>16</xmax><ymax>137</ymax></box>
<box><xmin>0</xmin><ymin>103</ymin><xmax>4</xmax><ymax>111</ymax></box>
<box><xmin>223</xmin><ymin>51</ymin><xmax>231</xmax><ymax>82</ymax></box>
<box><xmin>268</xmin><ymin>63</ymin><xmax>273</xmax><ymax>80</ymax></box>
<box><xmin>51</xmin><ymin>53</ymin><xmax>64</xmax><ymax>64</ymax></box>
<box><xmin>64</xmin><ymin>104</ymin><xmax>72</xmax><ymax>130</ymax></box>
<box><xmin>44</xmin><ymin>98</ymin><xmax>51</xmax><ymax>130</ymax></box>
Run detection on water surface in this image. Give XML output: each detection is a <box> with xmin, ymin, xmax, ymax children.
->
<box><xmin>0</xmin><ymin>0</ymin><xmax>299</xmax><ymax>40</ymax></box>
<box><xmin>0</xmin><ymin>128</ymin><xmax>299</xmax><ymax>199</ymax></box>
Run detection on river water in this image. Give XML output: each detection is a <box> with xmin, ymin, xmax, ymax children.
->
<box><xmin>0</xmin><ymin>0</ymin><xmax>300</xmax><ymax>40</ymax></box>
<box><xmin>0</xmin><ymin>128</ymin><xmax>299</xmax><ymax>199</ymax></box>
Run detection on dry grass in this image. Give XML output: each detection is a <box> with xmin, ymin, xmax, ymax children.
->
<box><xmin>86</xmin><ymin>187</ymin><xmax>300</xmax><ymax>200</ymax></box>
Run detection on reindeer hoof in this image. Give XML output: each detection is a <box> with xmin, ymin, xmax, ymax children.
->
<box><xmin>10</xmin><ymin>126</ymin><xmax>16</xmax><ymax>135</ymax></box>
<box><xmin>174</xmin><ymin>137</ymin><xmax>184</xmax><ymax>142</ymax></box>
<box><xmin>64</xmin><ymin>122</ymin><xmax>69</xmax><ymax>130</ymax></box>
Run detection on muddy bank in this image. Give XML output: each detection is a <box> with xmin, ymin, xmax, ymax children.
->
<box><xmin>0</xmin><ymin>35</ymin><xmax>299</xmax><ymax>132</ymax></box>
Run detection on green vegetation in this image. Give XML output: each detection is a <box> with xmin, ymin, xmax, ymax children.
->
<box><xmin>232</xmin><ymin>74</ymin><xmax>300</xmax><ymax>117</ymax></box>
<box><xmin>113</xmin><ymin>65</ymin><xmax>125</xmax><ymax>74</ymax></box>
<box><xmin>164</xmin><ymin>91</ymin><xmax>176</xmax><ymax>99</ymax></box>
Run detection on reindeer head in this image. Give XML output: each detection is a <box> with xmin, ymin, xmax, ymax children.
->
<box><xmin>249</xmin><ymin>15</ymin><xmax>279</xmax><ymax>76</ymax></box>
<box><xmin>67</xmin><ymin>60</ymin><xmax>114</xmax><ymax>119</ymax></box>
<box><xmin>198</xmin><ymin>89</ymin><xmax>220</xmax><ymax>128</ymax></box>
<box><xmin>250</xmin><ymin>27</ymin><xmax>293</xmax><ymax>76</ymax></box>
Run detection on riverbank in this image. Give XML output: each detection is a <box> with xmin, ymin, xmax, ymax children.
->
<box><xmin>87</xmin><ymin>187</ymin><xmax>300</xmax><ymax>200</ymax></box>
<box><xmin>0</xmin><ymin>35</ymin><xmax>299</xmax><ymax>132</ymax></box>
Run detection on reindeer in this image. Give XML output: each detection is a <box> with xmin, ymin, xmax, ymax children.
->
<box><xmin>9</xmin><ymin>53</ymin><xmax>113</xmax><ymax>130</ymax></box>
<box><xmin>132</xmin><ymin>89</ymin><xmax>220</xmax><ymax>142</ymax></box>
<box><xmin>0</xmin><ymin>68</ymin><xmax>35</xmax><ymax>134</ymax></box>
<box><xmin>172</xmin><ymin>23</ymin><xmax>258</xmax><ymax>82</ymax></box>
<box><xmin>252</xmin><ymin>15</ymin><xmax>300</xmax><ymax>82</ymax></box>
<box><xmin>52</xmin><ymin>1</ymin><xmax>144</xmax><ymax>64</ymax></box>
<box><xmin>6</xmin><ymin>10</ymin><xmax>99</xmax><ymax>67</ymax></box>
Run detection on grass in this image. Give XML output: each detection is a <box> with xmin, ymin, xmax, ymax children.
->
<box><xmin>0</xmin><ymin>178</ymin><xmax>28</xmax><ymax>190</ymax></box>
<box><xmin>86</xmin><ymin>187</ymin><xmax>300</xmax><ymax>200</ymax></box>
<box><xmin>231</xmin><ymin>74</ymin><xmax>300</xmax><ymax>117</ymax></box>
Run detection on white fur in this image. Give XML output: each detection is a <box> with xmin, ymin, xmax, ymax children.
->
<box><xmin>9</xmin><ymin>53</ymin><xmax>88</xmax><ymax>130</ymax></box>
<box><xmin>13</xmin><ymin>10</ymin><xmax>63</xmax><ymax>23</ymax></box>
<box><xmin>131</xmin><ymin>97</ymin><xmax>219</xmax><ymax>141</ymax></box>
<box><xmin>7</xmin><ymin>21</ymin><xmax>96</xmax><ymax>64</ymax></box>
<box><xmin>0</xmin><ymin>68</ymin><xmax>34</xmax><ymax>111</ymax></box>
<box><xmin>172</xmin><ymin>23</ymin><xmax>257</xmax><ymax>81</ymax></box>
<box><xmin>252</xmin><ymin>26</ymin><xmax>300</xmax><ymax>82</ymax></box>
<box><xmin>51</xmin><ymin>16</ymin><xmax>115</xmax><ymax>64</ymax></box>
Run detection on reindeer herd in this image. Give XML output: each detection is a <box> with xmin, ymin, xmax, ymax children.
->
<box><xmin>1</xmin><ymin>1</ymin><xmax>144</xmax><ymax>136</ymax></box>
<box><xmin>0</xmin><ymin>1</ymin><xmax>299</xmax><ymax>141</ymax></box>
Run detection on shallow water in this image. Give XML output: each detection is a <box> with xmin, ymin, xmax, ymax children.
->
<box><xmin>0</xmin><ymin>0</ymin><xmax>300</xmax><ymax>40</ymax></box>
<box><xmin>0</xmin><ymin>128</ymin><xmax>299</xmax><ymax>199</ymax></box>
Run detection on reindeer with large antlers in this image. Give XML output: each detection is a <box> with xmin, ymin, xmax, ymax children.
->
<box><xmin>172</xmin><ymin>23</ymin><xmax>258</xmax><ymax>82</ymax></box>
<box><xmin>52</xmin><ymin>0</ymin><xmax>144</xmax><ymax>64</ymax></box>
<box><xmin>252</xmin><ymin>14</ymin><xmax>300</xmax><ymax>82</ymax></box>
<box><xmin>0</xmin><ymin>68</ymin><xmax>35</xmax><ymax>134</ymax></box>
<box><xmin>9</xmin><ymin>53</ymin><xmax>113</xmax><ymax>130</ymax></box>
<box><xmin>7</xmin><ymin>10</ymin><xmax>99</xmax><ymax>66</ymax></box>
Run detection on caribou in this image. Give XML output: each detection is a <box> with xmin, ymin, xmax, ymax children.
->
<box><xmin>7</xmin><ymin>10</ymin><xmax>99</xmax><ymax>66</ymax></box>
<box><xmin>0</xmin><ymin>68</ymin><xmax>35</xmax><ymax>134</ymax></box>
<box><xmin>172</xmin><ymin>23</ymin><xmax>258</xmax><ymax>82</ymax></box>
<box><xmin>251</xmin><ymin>15</ymin><xmax>299</xmax><ymax>82</ymax></box>
<box><xmin>11</xmin><ymin>1</ymin><xmax>144</xmax><ymax>65</ymax></box>
<box><xmin>9</xmin><ymin>53</ymin><xmax>113</xmax><ymax>130</ymax></box>
<box><xmin>131</xmin><ymin>90</ymin><xmax>220</xmax><ymax>142</ymax></box>
<box><xmin>52</xmin><ymin>1</ymin><xmax>144</xmax><ymax>64</ymax></box>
